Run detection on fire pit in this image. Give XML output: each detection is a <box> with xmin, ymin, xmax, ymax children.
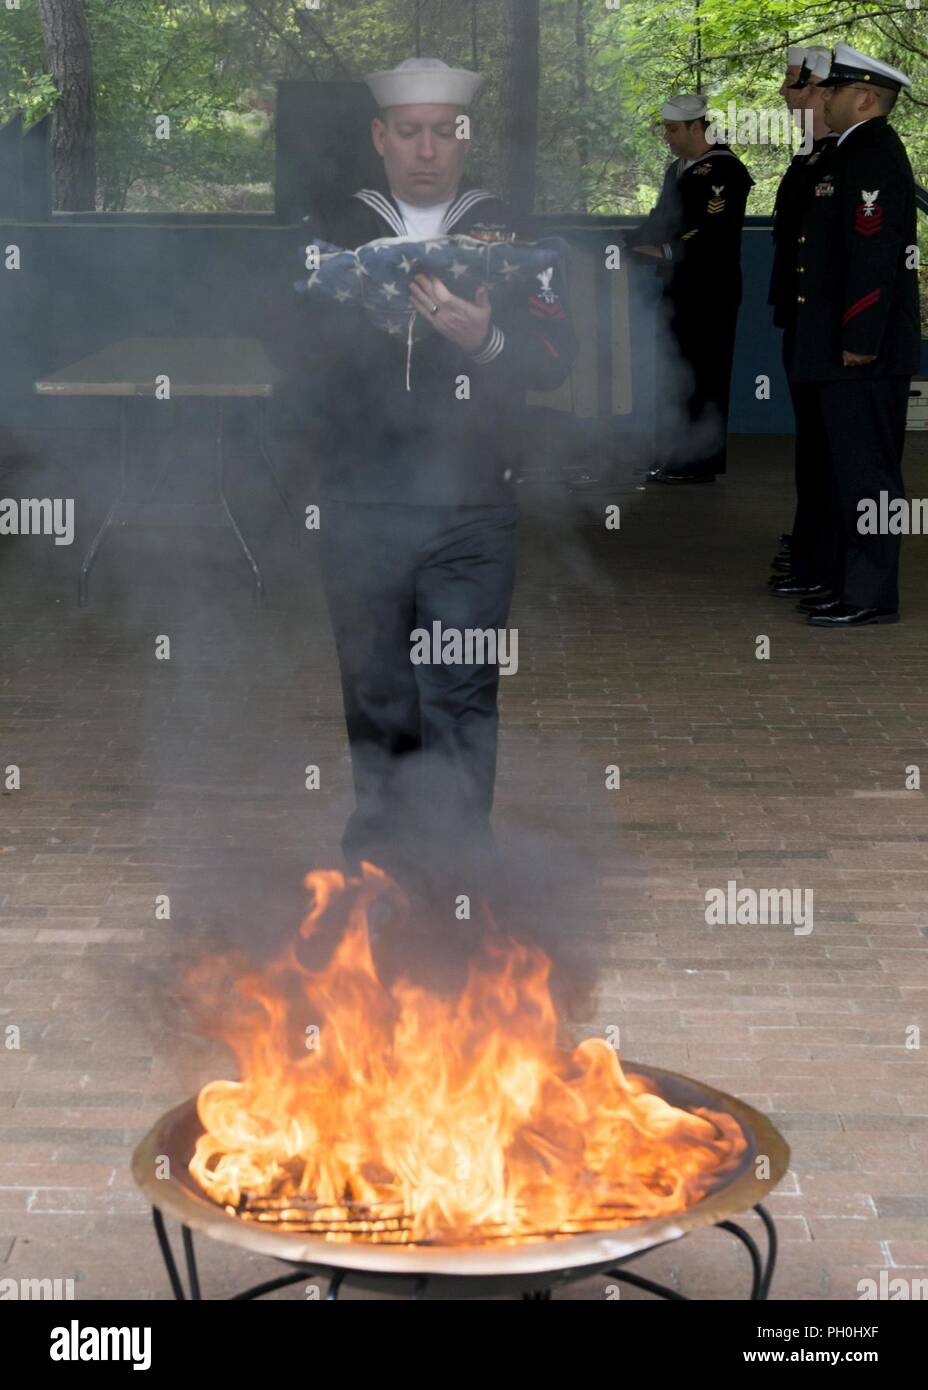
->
<box><xmin>133</xmin><ymin>866</ymin><xmax>790</xmax><ymax>1299</ymax></box>
<box><xmin>134</xmin><ymin>1065</ymin><xmax>787</xmax><ymax>1300</ymax></box>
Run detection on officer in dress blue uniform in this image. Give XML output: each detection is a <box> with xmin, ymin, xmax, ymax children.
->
<box><xmin>785</xmin><ymin>46</ymin><xmax>920</xmax><ymax>626</ymax></box>
<box><xmin>624</xmin><ymin>94</ymin><xmax>754</xmax><ymax>483</ymax></box>
<box><xmin>296</xmin><ymin>59</ymin><xmax>577</xmax><ymax>894</ymax></box>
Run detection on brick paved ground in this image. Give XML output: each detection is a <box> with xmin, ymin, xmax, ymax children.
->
<box><xmin>1</xmin><ymin>420</ymin><xmax>926</xmax><ymax>1300</ymax></box>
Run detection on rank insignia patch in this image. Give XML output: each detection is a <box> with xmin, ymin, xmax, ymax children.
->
<box><xmin>707</xmin><ymin>184</ymin><xmax>726</xmax><ymax>214</ymax></box>
<box><xmin>854</xmin><ymin>188</ymin><xmax>883</xmax><ymax>235</ymax></box>
<box><xmin>534</xmin><ymin>267</ymin><xmax>558</xmax><ymax>305</ymax></box>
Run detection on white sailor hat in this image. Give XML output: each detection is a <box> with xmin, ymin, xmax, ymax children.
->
<box><xmin>787</xmin><ymin>46</ymin><xmax>807</xmax><ymax>67</ymax></box>
<box><xmin>660</xmin><ymin>93</ymin><xmax>708</xmax><ymax>121</ymax></box>
<box><xmin>790</xmin><ymin>45</ymin><xmax>832</xmax><ymax>89</ymax></box>
<box><xmin>806</xmin><ymin>47</ymin><xmax>833</xmax><ymax>80</ymax></box>
<box><xmin>819</xmin><ymin>43</ymin><xmax>911</xmax><ymax>93</ymax></box>
<box><xmin>365</xmin><ymin>57</ymin><xmax>483</xmax><ymax>110</ymax></box>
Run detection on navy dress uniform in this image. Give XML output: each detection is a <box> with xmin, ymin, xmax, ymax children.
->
<box><xmin>625</xmin><ymin>94</ymin><xmax>754</xmax><ymax>482</ymax></box>
<box><xmin>769</xmin><ymin>49</ymin><xmax>837</xmax><ymax>329</ymax></box>
<box><xmin>786</xmin><ymin>46</ymin><xmax>920</xmax><ymax>625</ymax></box>
<box><xmin>767</xmin><ymin>47</ymin><xmax>841</xmax><ymax>593</ymax></box>
<box><xmin>295</xmin><ymin>60</ymin><xmax>577</xmax><ymax>892</ymax></box>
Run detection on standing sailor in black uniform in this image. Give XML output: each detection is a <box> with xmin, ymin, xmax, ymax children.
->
<box><xmin>767</xmin><ymin>45</ymin><xmax>842</xmax><ymax>599</ymax></box>
<box><xmin>625</xmin><ymin>93</ymin><xmax>754</xmax><ymax>484</ymax></box>
<box><xmin>768</xmin><ymin>47</ymin><xmax>835</xmax><ymax>331</ymax></box>
<box><xmin>300</xmin><ymin>58</ymin><xmax>577</xmax><ymax>894</ymax></box>
<box><xmin>786</xmin><ymin>45</ymin><xmax>919</xmax><ymax>626</ymax></box>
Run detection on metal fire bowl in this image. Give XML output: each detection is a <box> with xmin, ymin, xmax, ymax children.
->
<box><xmin>132</xmin><ymin>1063</ymin><xmax>789</xmax><ymax>1292</ymax></box>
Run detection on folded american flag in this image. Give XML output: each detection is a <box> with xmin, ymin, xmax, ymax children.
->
<box><xmin>295</xmin><ymin>234</ymin><xmax>566</xmax><ymax>341</ymax></box>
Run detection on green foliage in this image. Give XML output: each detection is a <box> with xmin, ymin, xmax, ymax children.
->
<box><xmin>0</xmin><ymin>2</ymin><xmax>58</xmax><ymax>126</ymax></box>
<box><xmin>1</xmin><ymin>0</ymin><xmax>926</xmax><ymax>217</ymax></box>
<box><xmin>533</xmin><ymin>0</ymin><xmax>928</xmax><ymax>214</ymax></box>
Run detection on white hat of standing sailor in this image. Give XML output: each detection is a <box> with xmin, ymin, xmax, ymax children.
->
<box><xmin>365</xmin><ymin>57</ymin><xmax>484</xmax><ymax>109</ymax></box>
<box><xmin>790</xmin><ymin>45</ymin><xmax>832</xmax><ymax>89</ymax></box>
<box><xmin>805</xmin><ymin>47</ymin><xmax>833</xmax><ymax>79</ymax></box>
<box><xmin>820</xmin><ymin>43</ymin><xmax>911</xmax><ymax>92</ymax></box>
<box><xmin>787</xmin><ymin>45</ymin><xmax>807</xmax><ymax>67</ymax></box>
<box><xmin>661</xmin><ymin>93</ymin><xmax>708</xmax><ymax>121</ymax></box>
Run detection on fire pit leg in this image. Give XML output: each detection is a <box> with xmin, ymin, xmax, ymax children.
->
<box><xmin>719</xmin><ymin>1203</ymin><xmax>778</xmax><ymax>1300</ymax></box>
<box><xmin>604</xmin><ymin>1203</ymin><xmax>778</xmax><ymax>1302</ymax></box>
<box><xmin>150</xmin><ymin>1209</ymin><xmax>202</xmax><ymax>1300</ymax></box>
<box><xmin>152</xmin><ymin>1208</ymin><xmax>188</xmax><ymax>1301</ymax></box>
<box><xmin>718</xmin><ymin>1220</ymin><xmax>763</xmax><ymax>1297</ymax></box>
<box><xmin>755</xmin><ymin>1202</ymin><xmax>778</xmax><ymax>1298</ymax></box>
<box><xmin>182</xmin><ymin>1225</ymin><xmax>202</xmax><ymax>1300</ymax></box>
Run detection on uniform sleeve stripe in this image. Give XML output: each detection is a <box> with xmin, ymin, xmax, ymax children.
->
<box><xmin>472</xmin><ymin>325</ymin><xmax>505</xmax><ymax>364</ymax></box>
<box><xmin>843</xmin><ymin>289</ymin><xmax>881</xmax><ymax>324</ymax></box>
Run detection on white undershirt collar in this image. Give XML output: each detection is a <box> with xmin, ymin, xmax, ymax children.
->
<box><xmin>393</xmin><ymin>195</ymin><xmax>454</xmax><ymax>239</ymax></box>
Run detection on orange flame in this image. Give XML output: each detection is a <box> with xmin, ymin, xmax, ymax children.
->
<box><xmin>188</xmin><ymin>866</ymin><xmax>746</xmax><ymax>1244</ymax></box>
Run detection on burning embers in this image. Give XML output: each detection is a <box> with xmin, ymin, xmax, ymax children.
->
<box><xmin>186</xmin><ymin>866</ymin><xmax>746</xmax><ymax>1246</ymax></box>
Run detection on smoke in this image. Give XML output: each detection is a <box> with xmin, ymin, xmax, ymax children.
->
<box><xmin>0</xmin><ymin>111</ymin><xmax>737</xmax><ymax>1086</ymax></box>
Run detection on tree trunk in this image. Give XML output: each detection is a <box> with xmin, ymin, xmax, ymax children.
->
<box><xmin>501</xmin><ymin>0</ymin><xmax>540</xmax><ymax>218</ymax></box>
<box><xmin>574</xmin><ymin>0</ymin><xmax>589</xmax><ymax>212</ymax></box>
<box><xmin>38</xmin><ymin>0</ymin><xmax>97</xmax><ymax>210</ymax></box>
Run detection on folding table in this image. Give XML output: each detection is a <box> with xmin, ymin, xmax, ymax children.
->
<box><xmin>34</xmin><ymin>336</ymin><xmax>295</xmax><ymax>605</ymax></box>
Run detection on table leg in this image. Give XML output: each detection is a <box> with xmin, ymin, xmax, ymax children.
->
<box><xmin>78</xmin><ymin>397</ymin><xmax>128</xmax><ymax>607</ymax></box>
<box><xmin>216</xmin><ymin>399</ymin><xmax>264</xmax><ymax>604</ymax></box>
<box><xmin>253</xmin><ymin>397</ymin><xmax>302</xmax><ymax>547</ymax></box>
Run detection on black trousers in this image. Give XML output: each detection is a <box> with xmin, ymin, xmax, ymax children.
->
<box><xmin>788</xmin><ymin>376</ymin><xmax>909</xmax><ymax>609</ymax></box>
<box><xmin>785</xmin><ymin>329</ymin><xmax>838</xmax><ymax>586</ymax></box>
<box><xmin>656</xmin><ymin>290</ymin><xmax>741</xmax><ymax>476</ymax></box>
<box><xmin>319</xmin><ymin>501</ymin><xmax>518</xmax><ymax>894</ymax></box>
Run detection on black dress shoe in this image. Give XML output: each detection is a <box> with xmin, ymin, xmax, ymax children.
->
<box><xmin>769</xmin><ymin>577</ymin><xmax>831</xmax><ymax>596</ymax></box>
<box><xmin>796</xmin><ymin>592</ymin><xmax>839</xmax><ymax>613</ymax></box>
<box><xmin>808</xmin><ymin>604</ymin><xmax>899</xmax><ymax>627</ymax></box>
<box><xmin>770</xmin><ymin>556</ymin><xmax>792</xmax><ymax>572</ymax></box>
<box><xmin>646</xmin><ymin>466</ymin><xmax>716</xmax><ymax>484</ymax></box>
